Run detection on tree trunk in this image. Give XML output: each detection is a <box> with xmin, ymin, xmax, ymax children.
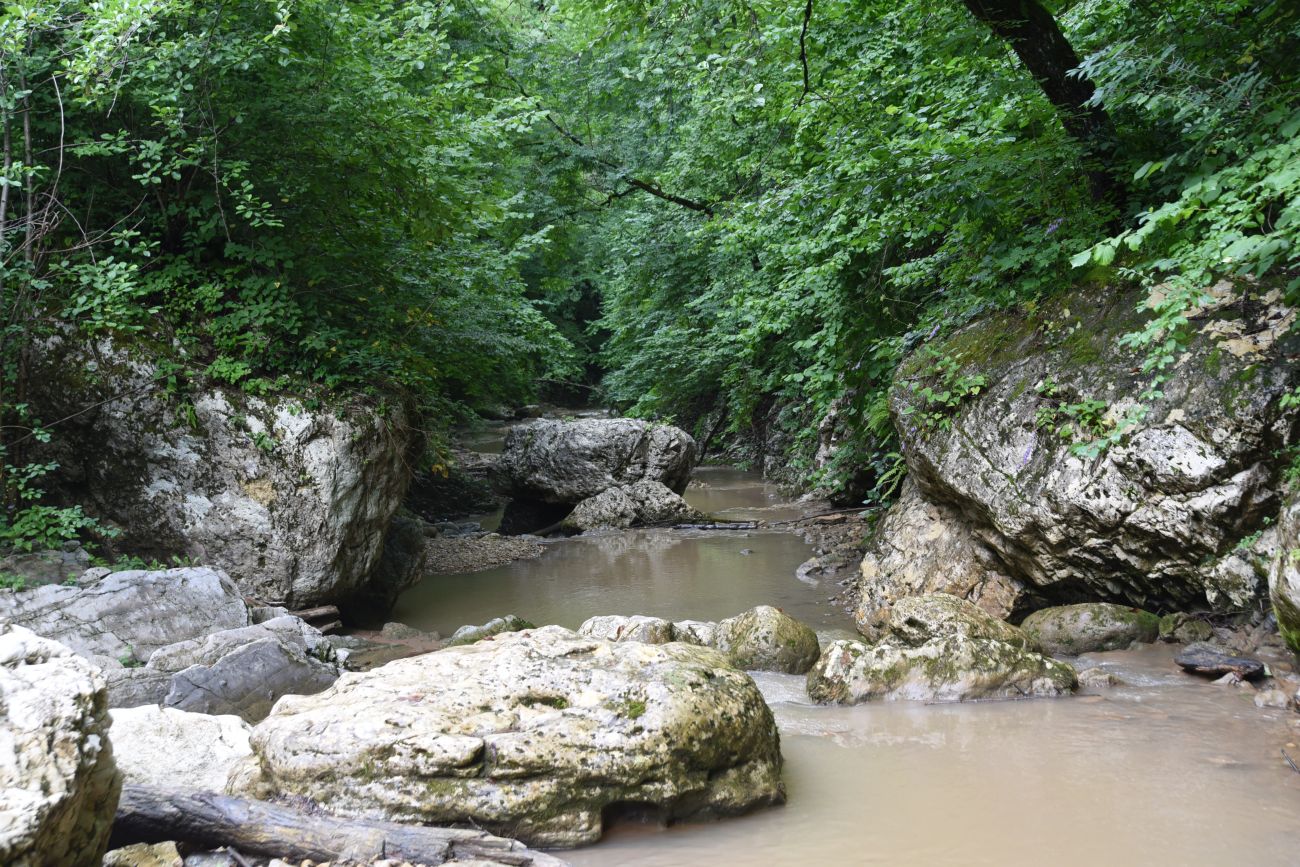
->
<box><xmin>962</xmin><ymin>0</ymin><xmax>1124</xmax><ymax>204</ymax></box>
<box><xmin>109</xmin><ymin>785</ymin><xmax>570</xmax><ymax>866</ymax></box>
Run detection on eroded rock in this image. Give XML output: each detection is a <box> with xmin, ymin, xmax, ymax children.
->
<box><xmin>107</xmin><ymin>706</ymin><xmax>252</xmax><ymax>791</ymax></box>
<box><xmin>230</xmin><ymin>626</ymin><xmax>784</xmax><ymax>847</ymax></box>
<box><xmin>0</xmin><ymin>567</ymin><xmax>248</xmax><ymax>662</ymax></box>
<box><xmin>807</xmin><ymin>636</ymin><xmax>1077</xmax><ymax>704</ymax></box>
<box><xmin>0</xmin><ymin>624</ymin><xmax>121</xmax><ymax>867</ymax></box>
<box><xmin>29</xmin><ymin>335</ymin><xmax>415</xmax><ymax>607</ymax></box>
<box><xmin>562</xmin><ymin>480</ymin><xmax>706</xmax><ymax>532</ymax></box>
<box><xmin>1270</xmin><ymin>485</ymin><xmax>1300</xmax><ymax>654</ymax></box>
<box><xmin>1020</xmin><ymin>603</ymin><xmax>1160</xmax><ymax>655</ymax></box>
<box><xmin>883</xmin><ymin>593</ymin><xmax>1036</xmax><ymax>650</ymax></box>
<box><xmin>886</xmin><ymin>283</ymin><xmax>1297</xmax><ymax>615</ymax></box>
<box><xmin>713</xmin><ymin>606</ymin><xmax>821</xmax><ymax>674</ymax></box>
<box><xmin>447</xmin><ymin>615</ymin><xmax>535</xmax><ymax>647</ymax></box>
<box><xmin>495</xmin><ymin>418</ymin><xmax>696</xmax><ymax>506</ymax></box>
<box><xmin>854</xmin><ymin>480</ymin><xmax>1027</xmax><ymax>638</ymax></box>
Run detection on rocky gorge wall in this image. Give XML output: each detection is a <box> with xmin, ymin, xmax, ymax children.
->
<box><xmin>851</xmin><ymin>281</ymin><xmax>1299</xmax><ymax>642</ymax></box>
<box><xmin>26</xmin><ymin>335</ymin><xmax>418</xmax><ymax>608</ymax></box>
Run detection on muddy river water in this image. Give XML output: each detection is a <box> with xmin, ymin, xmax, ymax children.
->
<box><xmin>393</xmin><ymin>464</ymin><xmax>1300</xmax><ymax>866</ymax></box>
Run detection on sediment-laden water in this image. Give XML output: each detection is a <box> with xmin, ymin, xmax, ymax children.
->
<box><xmin>394</xmin><ymin>464</ymin><xmax>1300</xmax><ymax>866</ymax></box>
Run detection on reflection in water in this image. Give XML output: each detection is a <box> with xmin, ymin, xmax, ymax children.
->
<box><xmin>568</xmin><ymin>645</ymin><xmax>1300</xmax><ymax>867</ymax></box>
<box><xmin>684</xmin><ymin>466</ymin><xmax>812</xmax><ymax>523</ymax></box>
<box><xmin>392</xmin><ymin>528</ymin><xmax>852</xmax><ymax>636</ymax></box>
<box><xmin>395</xmin><ymin>467</ymin><xmax>1300</xmax><ymax>866</ymax></box>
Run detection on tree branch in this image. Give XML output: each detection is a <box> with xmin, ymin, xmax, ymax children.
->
<box><xmin>797</xmin><ymin>0</ymin><xmax>814</xmax><ymax>106</ymax></box>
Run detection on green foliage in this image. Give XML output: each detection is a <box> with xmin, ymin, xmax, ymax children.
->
<box><xmin>902</xmin><ymin>350</ymin><xmax>988</xmax><ymax>434</ymax></box>
<box><xmin>0</xmin><ymin>573</ymin><xmax>26</xmax><ymax>592</ymax></box>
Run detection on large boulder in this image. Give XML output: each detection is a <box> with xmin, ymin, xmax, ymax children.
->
<box><xmin>713</xmin><ymin>606</ymin><xmax>821</xmax><ymax>674</ymax></box>
<box><xmin>29</xmin><ymin>335</ymin><xmax>416</xmax><ymax>607</ymax></box>
<box><xmin>1270</xmin><ymin>484</ymin><xmax>1300</xmax><ymax>654</ymax></box>
<box><xmin>0</xmin><ymin>625</ymin><xmax>122</xmax><ymax>867</ymax></box>
<box><xmin>881</xmin><ymin>282</ymin><xmax>1297</xmax><ymax>615</ymax></box>
<box><xmin>808</xmin><ymin>593</ymin><xmax>1073</xmax><ymax>704</ymax></box>
<box><xmin>0</xmin><ymin>567</ymin><xmax>248</xmax><ymax>663</ymax></box>
<box><xmin>883</xmin><ymin>593</ymin><xmax>1036</xmax><ymax>650</ymax></box>
<box><xmin>562</xmin><ymin>480</ymin><xmax>707</xmax><ymax>532</ymax></box>
<box><xmin>495</xmin><ymin>418</ymin><xmax>696</xmax><ymax>504</ymax></box>
<box><xmin>807</xmin><ymin>636</ymin><xmax>1077</xmax><ymax>704</ymax></box>
<box><xmin>104</xmin><ymin>616</ymin><xmax>339</xmax><ymax>722</ymax></box>
<box><xmin>577</xmin><ymin>606</ymin><xmax>821</xmax><ymax>674</ymax></box>
<box><xmin>107</xmin><ymin>706</ymin><xmax>252</xmax><ymax>791</ymax></box>
<box><xmin>854</xmin><ymin>479</ymin><xmax>1027</xmax><ymax>638</ymax></box>
<box><xmin>230</xmin><ymin>626</ymin><xmax>784</xmax><ymax>847</ymax></box>
<box><xmin>1020</xmin><ymin>602</ymin><xmax>1160</xmax><ymax>655</ymax></box>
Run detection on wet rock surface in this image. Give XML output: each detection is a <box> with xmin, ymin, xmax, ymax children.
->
<box><xmin>577</xmin><ymin>606</ymin><xmax>821</xmax><ymax>674</ymax></box>
<box><xmin>1020</xmin><ymin>603</ymin><xmax>1160</xmax><ymax>655</ymax></box>
<box><xmin>0</xmin><ymin>624</ymin><xmax>122</xmax><ymax>867</ymax></box>
<box><xmin>808</xmin><ymin>594</ymin><xmax>1075</xmax><ymax>704</ymax></box>
<box><xmin>230</xmin><ymin>626</ymin><xmax>784</xmax><ymax>848</ymax></box>
<box><xmin>1174</xmin><ymin>642</ymin><xmax>1266</xmax><ymax>680</ymax></box>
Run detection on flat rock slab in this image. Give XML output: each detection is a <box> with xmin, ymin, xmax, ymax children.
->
<box><xmin>1175</xmin><ymin>642</ymin><xmax>1265</xmax><ymax>680</ymax></box>
<box><xmin>231</xmin><ymin>625</ymin><xmax>784</xmax><ymax>848</ymax></box>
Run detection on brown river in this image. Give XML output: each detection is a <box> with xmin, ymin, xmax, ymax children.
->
<box><xmin>393</xmin><ymin>464</ymin><xmax>1300</xmax><ymax>866</ymax></box>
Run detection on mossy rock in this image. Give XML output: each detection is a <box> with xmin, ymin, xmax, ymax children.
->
<box><xmin>1020</xmin><ymin>603</ymin><xmax>1160</xmax><ymax>655</ymax></box>
<box><xmin>714</xmin><ymin>605</ymin><xmax>821</xmax><ymax>674</ymax></box>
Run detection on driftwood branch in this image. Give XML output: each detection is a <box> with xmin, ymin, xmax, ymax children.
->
<box><xmin>109</xmin><ymin>785</ymin><xmax>569</xmax><ymax>866</ymax></box>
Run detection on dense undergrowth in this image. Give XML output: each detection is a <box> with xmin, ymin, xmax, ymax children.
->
<box><xmin>1</xmin><ymin>0</ymin><xmax>1297</xmax><ymax>547</ymax></box>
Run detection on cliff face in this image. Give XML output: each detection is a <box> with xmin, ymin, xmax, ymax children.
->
<box><xmin>855</xmin><ymin>282</ymin><xmax>1297</xmax><ymax>632</ymax></box>
<box><xmin>28</xmin><ymin>335</ymin><xmax>417</xmax><ymax>607</ymax></box>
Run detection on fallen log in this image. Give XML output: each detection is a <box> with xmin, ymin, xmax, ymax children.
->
<box><xmin>109</xmin><ymin>785</ymin><xmax>569</xmax><ymax>866</ymax></box>
<box><xmin>672</xmin><ymin>521</ymin><xmax>761</xmax><ymax>530</ymax></box>
<box><xmin>288</xmin><ymin>604</ymin><xmax>341</xmax><ymax>624</ymax></box>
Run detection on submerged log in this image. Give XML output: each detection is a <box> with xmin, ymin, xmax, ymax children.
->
<box><xmin>109</xmin><ymin>785</ymin><xmax>569</xmax><ymax>866</ymax></box>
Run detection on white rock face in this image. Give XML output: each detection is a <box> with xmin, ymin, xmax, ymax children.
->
<box><xmin>496</xmin><ymin>418</ymin><xmax>697</xmax><ymax>504</ymax></box>
<box><xmin>855</xmin><ymin>479</ymin><xmax>1026</xmax><ymax>638</ymax></box>
<box><xmin>0</xmin><ymin>624</ymin><xmax>122</xmax><ymax>867</ymax></box>
<box><xmin>881</xmin><ymin>284</ymin><xmax>1297</xmax><ymax>614</ymax></box>
<box><xmin>231</xmin><ymin>626</ymin><xmax>784</xmax><ymax>847</ymax></box>
<box><xmin>0</xmin><ymin>567</ymin><xmax>248</xmax><ymax>662</ymax></box>
<box><xmin>30</xmin><ymin>336</ymin><xmax>414</xmax><ymax>607</ymax></box>
<box><xmin>108</xmin><ymin>706</ymin><xmax>252</xmax><ymax>791</ymax></box>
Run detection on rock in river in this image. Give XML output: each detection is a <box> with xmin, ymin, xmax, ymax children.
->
<box><xmin>0</xmin><ymin>624</ymin><xmax>122</xmax><ymax>867</ymax></box>
<box><xmin>562</xmin><ymin>480</ymin><xmax>707</xmax><ymax>532</ymax></box>
<box><xmin>1175</xmin><ymin>642</ymin><xmax>1266</xmax><ymax>680</ymax></box>
<box><xmin>1020</xmin><ymin>602</ymin><xmax>1161</xmax><ymax>655</ymax></box>
<box><xmin>808</xmin><ymin>636</ymin><xmax>1077</xmax><ymax>704</ymax></box>
<box><xmin>873</xmin><ymin>283</ymin><xmax>1297</xmax><ymax>617</ymax></box>
<box><xmin>229</xmin><ymin>625</ymin><xmax>784</xmax><ymax>847</ymax></box>
<box><xmin>713</xmin><ymin>606</ymin><xmax>821</xmax><ymax>674</ymax></box>
<box><xmin>578</xmin><ymin>606</ymin><xmax>821</xmax><ymax>674</ymax></box>
<box><xmin>808</xmin><ymin>594</ymin><xmax>1075</xmax><ymax>704</ymax></box>
<box><xmin>496</xmin><ymin>418</ymin><xmax>697</xmax><ymax>503</ymax></box>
